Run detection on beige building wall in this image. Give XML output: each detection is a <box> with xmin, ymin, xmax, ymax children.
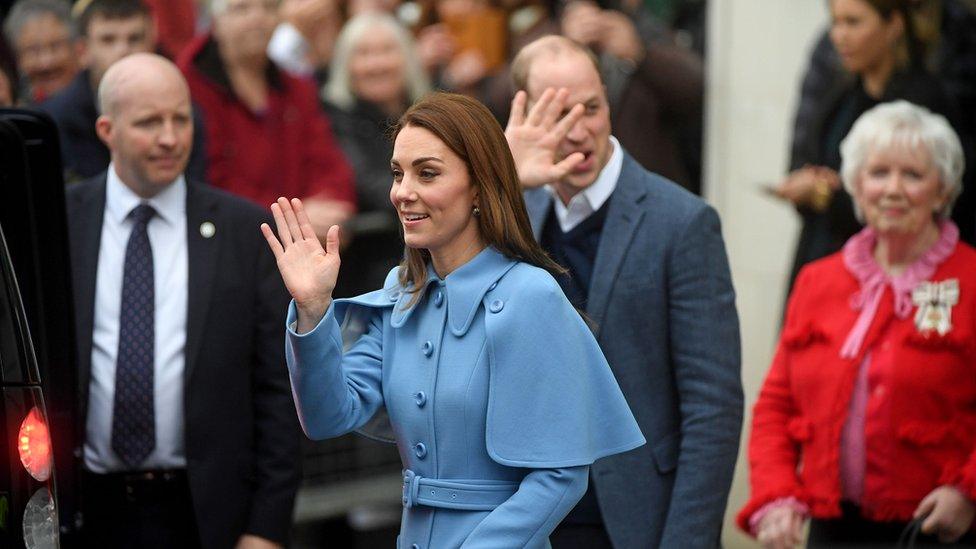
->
<box><xmin>703</xmin><ymin>2</ymin><xmax>829</xmax><ymax>547</ymax></box>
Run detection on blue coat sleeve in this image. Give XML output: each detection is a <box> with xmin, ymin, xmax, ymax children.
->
<box><xmin>285</xmin><ymin>300</ymin><xmax>386</xmax><ymax>440</ymax></box>
<box><xmin>461</xmin><ymin>466</ymin><xmax>589</xmax><ymax>549</ymax></box>
<box><xmin>660</xmin><ymin>205</ymin><xmax>744</xmax><ymax>547</ymax></box>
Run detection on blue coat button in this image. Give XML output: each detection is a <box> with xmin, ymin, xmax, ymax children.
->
<box><xmin>433</xmin><ymin>291</ymin><xmax>444</xmax><ymax>307</ymax></box>
<box><xmin>411</xmin><ymin>544</ymin><xmax>421</xmax><ymax>549</ymax></box>
<box><xmin>421</xmin><ymin>341</ymin><xmax>433</xmax><ymax>357</ymax></box>
<box><xmin>414</xmin><ymin>443</ymin><xmax>427</xmax><ymax>459</ymax></box>
<box><xmin>489</xmin><ymin>299</ymin><xmax>504</xmax><ymax>313</ymax></box>
<box><xmin>414</xmin><ymin>391</ymin><xmax>427</xmax><ymax>407</ymax></box>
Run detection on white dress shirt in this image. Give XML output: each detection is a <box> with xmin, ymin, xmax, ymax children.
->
<box><xmin>548</xmin><ymin>136</ymin><xmax>623</xmax><ymax>232</ymax></box>
<box><xmin>85</xmin><ymin>165</ymin><xmax>189</xmax><ymax>472</ymax></box>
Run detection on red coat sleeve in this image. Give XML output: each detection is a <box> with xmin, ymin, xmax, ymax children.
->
<box><xmin>145</xmin><ymin>0</ymin><xmax>197</xmax><ymax>60</ymax></box>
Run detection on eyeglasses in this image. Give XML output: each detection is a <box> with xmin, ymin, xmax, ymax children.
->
<box><xmin>224</xmin><ymin>0</ymin><xmax>280</xmax><ymax>16</ymax></box>
<box><xmin>17</xmin><ymin>37</ymin><xmax>73</xmax><ymax>61</ymax></box>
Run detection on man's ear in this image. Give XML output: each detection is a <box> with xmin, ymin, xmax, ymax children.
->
<box><xmin>76</xmin><ymin>38</ymin><xmax>90</xmax><ymax>69</ymax></box>
<box><xmin>95</xmin><ymin>115</ymin><xmax>113</xmax><ymax>147</ymax></box>
<box><xmin>888</xmin><ymin>11</ymin><xmax>906</xmax><ymax>43</ymax></box>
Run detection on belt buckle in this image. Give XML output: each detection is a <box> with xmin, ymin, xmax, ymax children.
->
<box><xmin>401</xmin><ymin>470</ymin><xmax>420</xmax><ymax>508</ymax></box>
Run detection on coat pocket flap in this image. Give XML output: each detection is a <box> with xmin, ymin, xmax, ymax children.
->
<box><xmin>781</xmin><ymin>322</ymin><xmax>830</xmax><ymax>349</ymax></box>
<box><xmin>904</xmin><ymin>329</ymin><xmax>975</xmax><ymax>355</ymax></box>
<box><xmin>787</xmin><ymin>417</ymin><xmax>812</xmax><ymax>442</ymax></box>
<box><xmin>897</xmin><ymin>420</ymin><xmax>960</xmax><ymax>446</ymax></box>
<box><xmin>652</xmin><ymin>431</ymin><xmax>680</xmax><ymax>474</ymax></box>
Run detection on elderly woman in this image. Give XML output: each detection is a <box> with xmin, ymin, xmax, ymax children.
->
<box><xmin>262</xmin><ymin>92</ymin><xmax>644</xmax><ymax>548</ymax></box>
<box><xmin>322</xmin><ymin>12</ymin><xmax>430</xmax><ymax>295</ymax></box>
<box><xmin>179</xmin><ymin>0</ymin><xmax>355</xmax><ymax>238</ymax></box>
<box><xmin>740</xmin><ymin>100</ymin><xmax>976</xmax><ymax>547</ymax></box>
<box><xmin>773</xmin><ymin>0</ymin><xmax>968</xmax><ymax>292</ymax></box>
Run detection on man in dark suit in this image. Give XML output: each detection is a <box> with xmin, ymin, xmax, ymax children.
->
<box><xmin>65</xmin><ymin>52</ymin><xmax>301</xmax><ymax>549</ymax></box>
<box><xmin>505</xmin><ymin>36</ymin><xmax>743</xmax><ymax>548</ymax></box>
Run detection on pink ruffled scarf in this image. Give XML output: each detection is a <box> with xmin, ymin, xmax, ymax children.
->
<box><xmin>840</xmin><ymin>221</ymin><xmax>959</xmax><ymax>359</ymax></box>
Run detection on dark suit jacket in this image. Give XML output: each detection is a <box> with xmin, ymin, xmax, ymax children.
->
<box><xmin>525</xmin><ymin>152</ymin><xmax>743</xmax><ymax>548</ymax></box>
<box><xmin>65</xmin><ymin>174</ymin><xmax>302</xmax><ymax>548</ymax></box>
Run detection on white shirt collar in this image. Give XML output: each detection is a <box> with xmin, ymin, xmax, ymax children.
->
<box><xmin>106</xmin><ymin>163</ymin><xmax>186</xmax><ymax>227</ymax></box>
<box><xmin>548</xmin><ymin>135</ymin><xmax>623</xmax><ymax>232</ymax></box>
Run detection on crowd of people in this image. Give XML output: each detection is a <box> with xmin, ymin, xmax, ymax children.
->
<box><xmin>0</xmin><ymin>0</ymin><xmax>975</xmax><ymax>547</ymax></box>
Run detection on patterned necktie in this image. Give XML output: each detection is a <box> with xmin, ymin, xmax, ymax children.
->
<box><xmin>112</xmin><ymin>203</ymin><xmax>157</xmax><ymax>468</ymax></box>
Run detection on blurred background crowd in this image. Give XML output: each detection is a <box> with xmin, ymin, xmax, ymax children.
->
<box><xmin>1</xmin><ymin>0</ymin><xmax>975</xmax><ymax>547</ymax></box>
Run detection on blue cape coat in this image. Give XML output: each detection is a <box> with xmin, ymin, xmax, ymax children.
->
<box><xmin>321</xmin><ymin>248</ymin><xmax>646</xmax><ymax>468</ymax></box>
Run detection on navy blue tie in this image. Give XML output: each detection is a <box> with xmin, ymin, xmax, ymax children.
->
<box><xmin>112</xmin><ymin>203</ymin><xmax>156</xmax><ymax>468</ymax></box>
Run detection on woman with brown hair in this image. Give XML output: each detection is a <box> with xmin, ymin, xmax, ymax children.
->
<box><xmin>262</xmin><ymin>92</ymin><xmax>644</xmax><ymax>548</ymax></box>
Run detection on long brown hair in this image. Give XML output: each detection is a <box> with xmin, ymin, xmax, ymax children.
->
<box><xmin>392</xmin><ymin>92</ymin><xmax>563</xmax><ymax>298</ymax></box>
<box><xmin>847</xmin><ymin>0</ymin><xmax>924</xmax><ymax>69</ymax></box>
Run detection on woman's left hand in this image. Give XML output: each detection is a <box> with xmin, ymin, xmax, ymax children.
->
<box><xmin>915</xmin><ymin>485</ymin><xmax>976</xmax><ymax>543</ymax></box>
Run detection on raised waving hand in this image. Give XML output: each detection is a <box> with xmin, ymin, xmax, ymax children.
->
<box><xmin>505</xmin><ymin>87</ymin><xmax>585</xmax><ymax>188</ymax></box>
<box><xmin>261</xmin><ymin>197</ymin><xmax>340</xmax><ymax>333</ymax></box>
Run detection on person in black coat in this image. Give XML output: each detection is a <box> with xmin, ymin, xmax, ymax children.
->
<box><xmin>773</xmin><ymin>0</ymin><xmax>971</xmax><ymax>290</ymax></box>
<box><xmin>39</xmin><ymin>0</ymin><xmax>206</xmax><ymax>183</ymax></box>
<box><xmin>321</xmin><ymin>12</ymin><xmax>430</xmax><ymax>296</ymax></box>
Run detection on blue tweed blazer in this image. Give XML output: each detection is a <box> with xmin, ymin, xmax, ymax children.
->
<box><xmin>524</xmin><ymin>150</ymin><xmax>744</xmax><ymax>548</ymax></box>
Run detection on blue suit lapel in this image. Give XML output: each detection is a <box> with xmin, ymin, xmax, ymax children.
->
<box><xmin>587</xmin><ymin>155</ymin><xmax>647</xmax><ymax>336</ymax></box>
<box><xmin>523</xmin><ymin>187</ymin><xmax>551</xmax><ymax>241</ymax></box>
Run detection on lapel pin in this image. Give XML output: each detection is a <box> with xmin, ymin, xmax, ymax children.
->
<box><xmin>200</xmin><ymin>221</ymin><xmax>216</xmax><ymax>239</ymax></box>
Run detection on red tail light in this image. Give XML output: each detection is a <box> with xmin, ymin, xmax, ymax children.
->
<box><xmin>18</xmin><ymin>407</ymin><xmax>52</xmax><ymax>482</ymax></box>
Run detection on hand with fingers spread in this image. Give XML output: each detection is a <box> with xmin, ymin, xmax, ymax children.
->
<box><xmin>261</xmin><ymin>197</ymin><xmax>341</xmax><ymax>333</ymax></box>
<box><xmin>914</xmin><ymin>485</ymin><xmax>976</xmax><ymax>543</ymax></box>
<box><xmin>756</xmin><ymin>506</ymin><xmax>805</xmax><ymax>549</ymax></box>
<box><xmin>505</xmin><ymin>87</ymin><xmax>586</xmax><ymax>188</ymax></box>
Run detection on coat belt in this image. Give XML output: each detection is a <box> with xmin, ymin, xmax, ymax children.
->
<box><xmin>401</xmin><ymin>469</ymin><xmax>519</xmax><ymax>511</ymax></box>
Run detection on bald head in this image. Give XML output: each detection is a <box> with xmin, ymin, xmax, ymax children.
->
<box><xmin>511</xmin><ymin>35</ymin><xmax>601</xmax><ymax>93</ymax></box>
<box><xmin>97</xmin><ymin>52</ymin><xmax>189</xmax><ymax>116</ymax></box>
<box><xmin>95</xmin><ymin>52</ymin><xmax>194</xmax><ymax>198</ymax></box>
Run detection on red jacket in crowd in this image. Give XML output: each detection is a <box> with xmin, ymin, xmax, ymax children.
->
<box><xmin>738</xmin><ymin>240</ymin><xmax>976</xmax><ymax>530</ymax></box>
<box><xmin>178</xmin><ymin>34</ymin><xmax>355</xmax><ymax>207</ymax></box>
<box><xmin>144</xmin><ymin>0</ymin><xmax>196</xmax><ymax>60</ymax></box>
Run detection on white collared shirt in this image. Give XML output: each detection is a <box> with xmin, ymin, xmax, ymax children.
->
<box><xmin>548</xmin><ymin>136</ymin><xmax>623</xmax><ymax>233</ymax></box>
<box><xmin>85</xmin><ymin>164</ymin><xmax>189</xmax><ymax>472</ymax></box>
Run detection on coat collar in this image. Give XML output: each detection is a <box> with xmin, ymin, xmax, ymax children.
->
<box><xmin>587</xmin><ymin>153</ymin><xmax>648</xmax><ymax>331</ymax></box>
<box><xmin>389</xmin><ymin>247</ymin><xmax>517</xmax><ymax>335</ymax></box>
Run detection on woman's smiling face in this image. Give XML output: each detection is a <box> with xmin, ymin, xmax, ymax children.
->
<box><xmin>854</xmin><ymin>143</ymin><xmax>947</xmax><ymax>237</ymax></box>
<box><xmin>390</xmin><ymin>124</ymin><xmax>482</xmax><ymax>262</ymax></box>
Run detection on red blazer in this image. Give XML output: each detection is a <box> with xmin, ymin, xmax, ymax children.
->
<box><xmin>738</xmin><ymin>242</ymin><xmax>976</xmax><ymax>531</ymax></box>
<box><xmin>178</xmin><ymin>34</ymin><xmax>355</xmax><ymax>208</ymax></box>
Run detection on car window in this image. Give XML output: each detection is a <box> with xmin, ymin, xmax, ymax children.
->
<box><xmin>0</xmin><ymin>226</ymin><xmax>31</xmax><ymax>384</ymax></box>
